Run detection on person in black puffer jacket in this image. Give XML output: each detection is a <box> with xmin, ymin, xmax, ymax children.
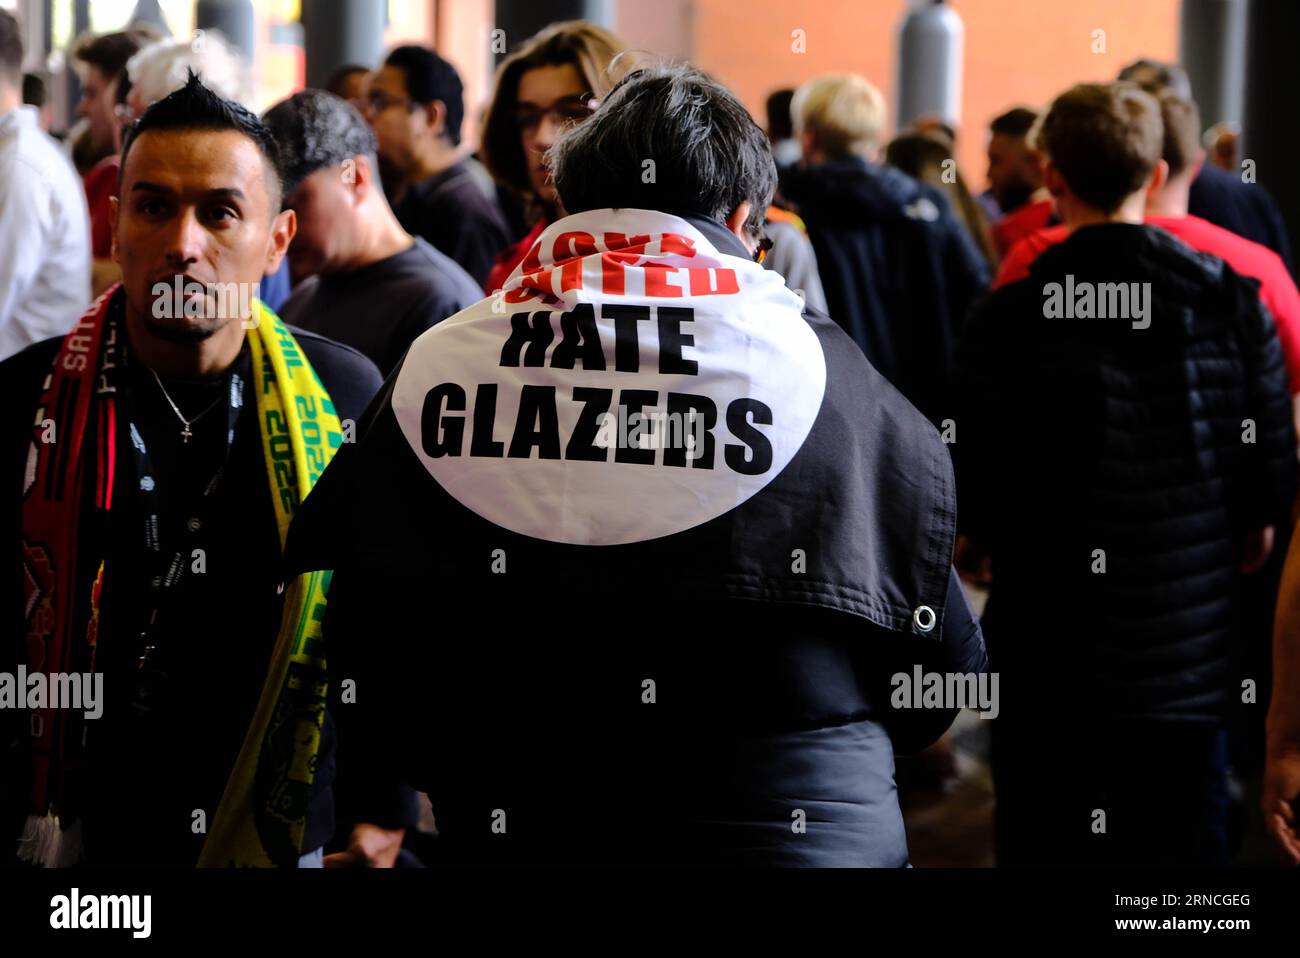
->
<box><xmin>781</xmin><ymin>75</ymin><xmax>989</xmax><ymax>426</ymax></box>
<box><xmin>953</xmin><ymin>82</ymin><xmax>1298</xmax><ymax>867</ymax></box>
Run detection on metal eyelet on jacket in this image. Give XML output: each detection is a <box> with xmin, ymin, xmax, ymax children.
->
<box><xmin>913</xmin><ymin>605</ymin><xmax>936</xmax><ymax>633</ymax></box>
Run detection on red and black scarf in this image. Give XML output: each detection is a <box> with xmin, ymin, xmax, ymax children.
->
<box><xmin>18</xmin><ymin>286</ymin><xmax>121</xmax><ymax>865</ymax></box>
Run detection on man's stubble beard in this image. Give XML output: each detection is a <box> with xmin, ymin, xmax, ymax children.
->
<box><xmin>140</xmin><ymin>309</ymin><xmax>237</xmax><ymax>345</ymax></box>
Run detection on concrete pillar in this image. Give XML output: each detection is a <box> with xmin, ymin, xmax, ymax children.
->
<box><xmin>196</xmin><ymin>0</ymin><xmax>254</xmax><ymax>60</ymax></box>
<box><xmin>1241</xmin><ymin>0</ymin><xmax>1300</xmax><ymax>269</ymax></box>
<box><xmin>300</xmin><ymin>0</ymin><xmax>387</xmax><ymax>90</ymax></box>
<box><xmin>896</xmin><ymin>0</ymin><xmax>964</xmax><ymax>130</ymax></box>
<box><xmin>1179</xmin><ymin>0</ymin><xmax>1246</xmax><ymax>128</ymax></box>
<box><xmin>492</xmin><ymin>0</ymin><xmax>614</xmax><ymax>62</ymax></box>
<box><xmin>64</xmin><ymin>0</ymin><xmax>89</xmax><ymax>123</ymax></box>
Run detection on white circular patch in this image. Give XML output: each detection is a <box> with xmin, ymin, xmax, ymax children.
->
<box><xmin>391</xmin><ymin>212</ymin><xmax>827</xmax><ymax>545</ymax></box>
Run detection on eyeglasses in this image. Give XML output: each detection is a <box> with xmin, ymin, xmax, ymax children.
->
<box><xmin>364</xmin><ymin>89</ymin><xmax>414</xmax><ymax>116</ymax></box>
<box><xmin>514</xmin><ymin>95</ymin><xmax>597</xmax><ymax>135</ymax></box>
<box><xmin>753</xmin><ymin>233</ymin><xmax>774</xmax><ymax>264</ymax></box>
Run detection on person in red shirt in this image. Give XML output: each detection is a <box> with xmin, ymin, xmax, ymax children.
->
<box><xmin>72</xmin><ymin>27</ymin><xmax>158</xmax><ymax>294</ymax></box>
<box><xmin>996</xmin><ymin>91</ymin><xmax>1300</xmax><ymax>413</ymax></box>
<box><xmin>987</xmin><ymin>106</ymin><xmax>1055</xmax><ymax>258</ymax></box>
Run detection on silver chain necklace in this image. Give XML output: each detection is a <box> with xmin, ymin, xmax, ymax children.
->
<box><xmin>149</xmin><ymin>368</ymin><xmax>224</xmax><ymax>444</ymax></box>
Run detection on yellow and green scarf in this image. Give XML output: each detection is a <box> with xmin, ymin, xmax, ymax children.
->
<box><xmin>198</xmin><ymin>302</ymin><xmax>344</xmax><ymax>867</ymax></box>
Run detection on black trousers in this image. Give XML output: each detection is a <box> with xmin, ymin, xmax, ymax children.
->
<box><xmin>992</xmin><ymin>719</ymin><xmax>1230</xmax><ymax>868</ymax></box>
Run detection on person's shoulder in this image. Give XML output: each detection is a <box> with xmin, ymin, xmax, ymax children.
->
<box><xmin>288</xmin><ymin>326</ymin><xmax>383</xmax><ymax>411</ymax></box>
<box><xmin>5</xmin><ymin>121</ymin><xmax>79</xmax><ymax>196</ymax></box>
<box><xmin>1141</xmin><ymin>221</ymin><xmax>1232</xmax><ymax>280</ymax></box>
<box><xmin>871</xmin><ymin>163</ymin><xmax>947</xmax><ymax>219</ymax></box>
<box><xmin>0</xmin><ymin>336</ymin><xmax>63</xmax><ymax>406</ymax></box>
<box><xmin>1175</xmin><ymin>215</ymin><xmax>1289</xmax><ymax>279</ymax></box>
<box><xmin>406</xmin><ymin>238</ymin><xmax>487</xmax><ymax>304</ymax></box>
<box><xmin>82</xmin><ymin>155</ymin><xmax>118</xmax><ymax>188</ymax></box>
<box><xmin>997</xmin><ymin>225</ymin><xmax>1066</xmax><ymax>286</ymax></box>
<box><xmin>805</xmin><ymin>304</ymin><xmax>937</xmax><ymax>422</ymax></box>
<box><xmin>277</xmin><ymin>276</ymin><xmax>320</xmax><ymax>319</ymax></box>
<box><xmin>429</xmin><ymin>163</ymin><xmax>504</xmax><ymax>213</ymax></box>
<box><xmin>290</xmin><ymin>325</ymin><xmax>378</xmax><ymax>372</ymax></box>
<box><xmin>1138</xmin><ymin>225</ymin><xmax>1273</xmax><ymax>325</ymax></box>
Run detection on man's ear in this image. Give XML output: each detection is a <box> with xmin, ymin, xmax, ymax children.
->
<box><xmin>1042</xmin><ymin>159</ymin><xmax>1066</xmax><ymax>198</ymax></box>
<box><xmin>799</xmin><ymin>129</ymin><xmax>816</xmax><ymax>164</ymax></box>
<box><xmin>1144</xmin><ymin>158</ymin><xmax>1168</xmax><ymax>198</ymax></box>
<box><xmin>109</xmin><ymin>194</ymin><xmax>120</xmax><ymax>264</ymax></box>
<box><xmin>351</xmin><ymin>153</ymin><xmax>376</xmax><ymax>204</ymax></box>
<box><xmin>1026</xmin><ymin>148</ymin><xmax>1045</xmax><ymax>186</ymax></box>
<box><xmin>265</xmin><ymin>207</ymin><xmax>297</xmax><ymax>276</ymax></box>
<box><xmin>725</xmin><ymin>200</ymin><xmax>754</xmax><ymax>249</ymax></box>
<box><xmin>1188</xmin><ymin>148</ymin><xmax>1206</xmax><ymax>182</ymax></box>
<box><xmin>422</xmin><ymin>99</ymin><xmax>447</xmax><ymax>139</ymax></box>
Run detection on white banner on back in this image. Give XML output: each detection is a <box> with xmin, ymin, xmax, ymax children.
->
<box><xmin>391</xmin><ymin>208</ymin><xmax>827</xmax><ymax>545</ymax></box>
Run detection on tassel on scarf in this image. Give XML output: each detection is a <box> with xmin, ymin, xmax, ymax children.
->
<box><xmin>17</xmin><ymin>811</ymin><xmax>83</xmax><ymax>868</ymax></box>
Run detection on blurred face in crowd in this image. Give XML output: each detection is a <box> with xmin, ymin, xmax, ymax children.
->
<box><xmin>365</xmin><ymin>64</ymin><xmax>444</xmax><ymax>180</ymax></box>
<box><xmin>986</xmin><ymin>131</ymin><xmax>1040</xmax><ymax>212</ymax></box>
<box><xmin>516</xmin><ymin>62</ymin><xmax>592</xmax><ymax>207</ymax></box>
<box><xmin>77</xmin><ymin>65</ymin><xmax>120</xmax><ymax>155</ymax></box>
<box><xmin>336</xmin><ymin>69</ymin><xmax>369</xmax><ymax>112</ymax></box>
<box><xmin>282</xmin><ymin>158</ymin><xmax>374</xmax><ymax>283</ymax></box>
<box><xmin>112</xmin><ymin>128</ymin><xmax>295</xmax><ymax>342</ymax></box>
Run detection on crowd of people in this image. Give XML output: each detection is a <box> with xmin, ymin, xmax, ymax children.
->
<box><xmin>3</xmin><ymin>10</ymin><xmax>1300</xmax><ymax>869</ymax></box>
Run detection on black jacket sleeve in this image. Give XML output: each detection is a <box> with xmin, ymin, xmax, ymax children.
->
<box><xmin>856</xmin><ymin>569</ymin><xmax>988</xmax><ymax>755</ymax></box>
<box><xmin>290</xmin><ymin>341</ymin><xmax>421</xmax><ymax>845</ymax></box>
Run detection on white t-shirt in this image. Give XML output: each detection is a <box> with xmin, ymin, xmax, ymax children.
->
<box><xmin>0</xmin><ymin>105</ymin><xmax>92</xmax><ymax>361</ymax></box>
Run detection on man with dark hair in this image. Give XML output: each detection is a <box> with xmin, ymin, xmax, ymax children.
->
<box><xmin>954</xmin><ymin>82</ymin><xmax>1297</xmax><ymax>866</ymax></box>
<box><xmin>265</xmin><ymin>89</ymin><xmax>480</xmax><ymax>374</ymax></box>
<box><xmin>986</xmin><ymin>105</ymin><xmax>1054</xmax><ymax>256</ymax></box>
<box><xmin>781</xmin><ymin>73</ymin><xmax>988</xmax><ymax>425</ymax></box>
<box><xmin>325</xmin><ymin>63</ymin><xmax>369</xmax><ymax>112</ymax></box>
<box><xmin>1</xmin><ymin>75</ymin><xmax>413</xmax><ymax>869</ymax></box>
<box><xmin>72</xmin><ymin>25</ymin><xmax>161</xmax><ymax>293</ymax></box>
<box><xmin>765</xmin><ymin>87</ymin><xmax>800</xmax><ymax>169</ymax></box>
<box><xmin>364</xmin><ymin>45</ymin><xmax>509</xmax><ymax>286</ymax></box>
<box><xmin>1118</xmin><ymin>57</ymin><xmax>1292</xmax><ymax>270</ymax></box>
<box><xmin>285</xmin><ymin>63</ymin><xmax>986</xmax><ymax>867</ymax></box>
<box><xmin>0</xmin><ymin>8</ymin><xmax>90</xmax><ymax>360</ymax></box>
<box><xmin>21</xmin><ymin>72</ymin><xmax>50</xmax><ymax>131</ymax></box>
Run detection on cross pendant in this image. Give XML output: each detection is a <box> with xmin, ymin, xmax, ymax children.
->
<box><xmin>180</xmin><ymin>424</ymin><xmax>192</xmax><ymax>444</ymax></box>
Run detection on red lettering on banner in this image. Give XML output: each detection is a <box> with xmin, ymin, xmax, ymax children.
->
<box><xmin>644</xmin><ymin>263</ymin><xmax>684</xmax><ymax>297</ymax></box>
<box><xmin>660</xmin><ymin>233</ymin><xmax>697</xmax><ymax>258</ymax></box>
<box><xmin>519</xmin><ymin>240</ymin><xmax>543</xmax><ymax>274</ymax></box>
<box><xmin>559</xmin><ymin>260</ymin><xmax>584</xmax><ymax>292</ymax></box>
<box><xmin>553</xmin><ymin>231</ymin><xmax>598</xmax><ymax>261</ymax></box>
<box><xmin>601</xmin><ymin>251</ymin><xmax>639</xmax><ymax>295</ymax></box>
<box><xmin>507</xmin><ymin>232</ymin><xmax>733</xmax><ymax>300</ymax></box>
<box><xmin>603</xmin><ymin>233</ymin><xmax>652</xmax><ymax>256</ymax></box>
<box><xmin>504</xmin><ymin>285</ymin><xmax>543</xmax><ymax>304</ymax></box>
<box><xmin>688</xmin><ymin>268</ymin><xmax>740</xmax><ymax>296</ymax></box>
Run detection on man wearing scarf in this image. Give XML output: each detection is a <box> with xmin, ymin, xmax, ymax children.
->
<box><xmin>2</xmin><ymin>76</ymin><xmax>415</xmax><ymax>867</ymax></box>
<box><xmin>286</xmin><ymin>64</ymin><xmax>987</xmax><ymax>866</ymax></box>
